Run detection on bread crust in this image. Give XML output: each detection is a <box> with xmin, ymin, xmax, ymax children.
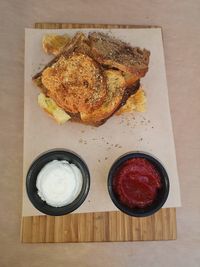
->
<box><xmin>81</xmin><ymin>80</ymin><xmax>140</xmax><ymax>126</ymax></box>
<box><xmin>89</xmin><ymin>32</ymin><xmax>150</xmax><ymax>77</ymax></box>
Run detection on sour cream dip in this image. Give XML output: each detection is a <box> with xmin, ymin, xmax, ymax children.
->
<box><xmin>36</xmin><ymin>160</ymin><xmax>83</xmax><ymax>207</ymax></box>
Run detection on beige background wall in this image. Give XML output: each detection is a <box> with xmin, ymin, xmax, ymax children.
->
<box><xmin>0</xmin><ymin>0</ymin><xmax>199</xmax><ymax>266</ymax></box>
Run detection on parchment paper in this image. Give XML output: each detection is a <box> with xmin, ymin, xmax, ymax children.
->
<box><xmin>23</xmin><ymin>28</ymin><xmax>181</xmax><ymax>216</ymax></box>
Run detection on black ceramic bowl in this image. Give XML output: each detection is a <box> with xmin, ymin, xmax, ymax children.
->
<box><xmin>108</xmin><ymin>152</ymin><xmax>170</xmax><ymax>217</ymax></box>
<box><xmin>26</xmin><ymin>149</ymin><xmax>90</xmax><ymax>216</ymax></box>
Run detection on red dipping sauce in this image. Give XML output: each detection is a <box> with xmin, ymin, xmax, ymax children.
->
<box><xmin>113</xmin><ymin>158</ymin><xmax>162</xmax><ymax>208</ymax></box>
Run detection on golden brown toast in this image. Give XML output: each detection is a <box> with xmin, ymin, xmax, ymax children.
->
<box><xmin>33</xmin><ymin>31</ymin><xmax>149</xmax><ymax>126</ymax></box>
<box><xmin>35</xmin><ymin>68</ymin><xmax>140</xmax><ymax>126</ymax></box>
<box><xmin>80</xmin><ymin>70</ymin><xmax>140</xmax><ymax>126</ymax></box>
<box><xmin>40</xmin><ymin>33</ymin><xmax>143</xmax><ymax>88</ymax></box>
<box><xmin>33</xmin><ymin>32</ymin><xmax>89</xmax><ymax>81</ymax></box>
<box><xmin>35</xmin><ymin>32</ymin><xmax>92</xmax><ymax>91</ymax></box>
<box><xmin>89</xmin><ymin>32</ymin><xmax>150</xmax><ymax>78</ymax></box>
<box><xmin>33</xmin><ymin>33</ymin><xmax>107</xmax><ymax>114</ymax></box>
<box><xmin>41</xmin><ymin>53</ymin><xmax>107</xmax><ymax>113</ymax></box>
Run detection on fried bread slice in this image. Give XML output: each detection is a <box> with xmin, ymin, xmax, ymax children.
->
<box><xmin>36</xmin><ymin>68</ymin><xmax>140</xmax><ymax>126</ymax></box>
<box><xmin>40</xmin><ymin>33</ymin><xmax>146</xmax><ymax>88</ymax></box>
<box><xmin>41</xmin><ymin>53</ymin><xmax>107</xmax><ymax>113</ymax></box>
<box><xmin>33</xmin><ymin>31</ymin><xmax>147</xmax><ymax>126</ymax></box>
<box><xmin>33</xmin><ymin>32</ymin><xmax>140</xmax><ymax>93</ymax></box>
<box><xmin>33</xmin><ymin>32</ymin><xmax>89</xmax><ymax>96</ymax></box>
<box><xmin>89</xmin><ymin>32</ymin><xmax>150</xmax><ymax>78</ymax></box>
<box><xmin>80</xmin><ymin>70</ymin><xmax>140</xmax><ymax>126</ymax></box>
<box><xmin>33</xmin><ymin>33</ymin><xmax>107</xmax><ymax>114</ymax></box>
<box><xmin>33</xmin><ymin>32</ymin><xmax>90</xmax><ymax>81</ymax></box>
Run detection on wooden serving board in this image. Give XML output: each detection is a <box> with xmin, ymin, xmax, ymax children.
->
<box><xmin>22</xmin><ymin>208</ymin><xmax>176</xmax><ymax>242</ymax></box>
<box><xmin>21</xmin><ymin>23</ymin><xmax>177</xmax><ymax>243</ymax></box>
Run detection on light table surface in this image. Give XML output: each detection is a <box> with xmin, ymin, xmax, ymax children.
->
<box><xmin>0</xmin><ymin>0</ymin><xmax>199</xmax><ymax>266</ymax></box>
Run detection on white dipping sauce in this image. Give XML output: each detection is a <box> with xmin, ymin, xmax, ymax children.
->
<box><xmin>36</xmin><ymin>160</ymin><xmax>83</xmax><ymax>207</ymax></box>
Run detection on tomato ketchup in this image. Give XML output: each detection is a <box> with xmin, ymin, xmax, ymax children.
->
<box><xmin>113</xmin><ymin>158</ymin><xmax>162</xmax><ymax>208</ymax></box>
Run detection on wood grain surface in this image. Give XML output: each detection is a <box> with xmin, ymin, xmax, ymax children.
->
<box><xmin>21</xmin><ymin>22</ymin><xmax>177</xmax><ymax>243</ymax></box>
<box><xmin>21</xmin><ymin>208</ymin><xmax>176</xmax><ymax>243</ymax></box>
<box><xmin>35</xmin><ymin>23</ymin><xmax>160</xmax><ymax>29</ymax></box>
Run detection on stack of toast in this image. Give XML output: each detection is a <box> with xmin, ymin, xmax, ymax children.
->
<box><xmin>33</xmin><ymin>32</ymin><xmax>150</xmax><ymax>126</ymax></box>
